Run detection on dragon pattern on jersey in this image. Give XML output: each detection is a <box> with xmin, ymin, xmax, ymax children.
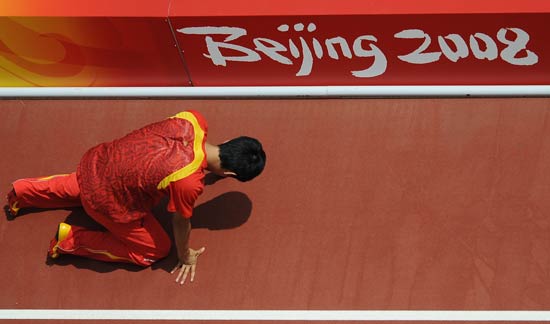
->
<box><xmin>77</xmin><ymin>112</ymin><xmax>207</xmax><ymax>223</ymax></box>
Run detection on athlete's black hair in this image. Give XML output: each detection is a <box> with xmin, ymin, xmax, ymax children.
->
<box><xmin>219</xmin><ymin>136</ymin><xmax>266</xmax><ymax>182</ymax></box>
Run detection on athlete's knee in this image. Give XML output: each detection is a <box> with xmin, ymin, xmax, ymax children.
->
<box><xmin>137</xmin><ymin>246</ymin><xmax>171</xmax><ymax>266</ymax></box>
<box><xmin>136</xmin><ymin>235</ymin><xmax>172</xmax><ymax>266</ymax></box>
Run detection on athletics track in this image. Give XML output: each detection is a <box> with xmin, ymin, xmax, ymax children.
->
<box><xmin>1</xmin><ymin>98</ymin><xmax>550</xmax><ymax>323</ymax></box>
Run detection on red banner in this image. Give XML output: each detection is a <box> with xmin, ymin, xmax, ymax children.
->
<box><xmin>0</xmin><ymin>0</ymin><xmax>548</xmax><ymax>86</ymax></box>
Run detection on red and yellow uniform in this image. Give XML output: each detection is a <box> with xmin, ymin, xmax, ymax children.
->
<box><xmin>8</xmin><ymin>111</ymin><xmax>208</xmax><ymax>266</ymax></box>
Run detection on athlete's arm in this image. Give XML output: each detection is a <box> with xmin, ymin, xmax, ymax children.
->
<box><xmin>171</xmin><ymin>212</ymin><xmax>205</xmax><ymax>285</ymax></box>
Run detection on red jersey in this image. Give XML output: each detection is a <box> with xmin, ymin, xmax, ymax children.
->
<box><xmin>77</xmin><ymin>111</ymin><xmax>208</xmax><ymax>223</ymax></box>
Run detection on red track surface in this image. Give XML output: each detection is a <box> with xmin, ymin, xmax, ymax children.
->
<box><xmin>1</xmin><ymin>99</ymin><xmax>550</xmax><ymax>321</ymax></box>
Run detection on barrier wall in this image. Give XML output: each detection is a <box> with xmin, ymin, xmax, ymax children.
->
<box><xmin>1</xmin><ymin>0</ymin><xmax>549</xmax><ymax>86</ymax></box>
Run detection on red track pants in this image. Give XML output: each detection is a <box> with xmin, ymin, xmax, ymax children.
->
<box><xmin>11</xmin><ymin>173</ymin><xmax>171</xmax><ymax>266</ymax></box>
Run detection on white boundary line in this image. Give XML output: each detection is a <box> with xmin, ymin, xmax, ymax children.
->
<box><xmin>1</xmin><ymin>310</ymin><xmax>550</xmax><ymax>321</ymax></box>
<box><xmin>0</xmin><ymin>85</ymin><xmax>549</xmax><ymax>98</ymax></box>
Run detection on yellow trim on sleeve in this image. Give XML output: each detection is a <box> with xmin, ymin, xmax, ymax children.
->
<box><xmin>156</xmin><ymin>112</ymin><xmax>205</xmax><ymax>190</ymax></box>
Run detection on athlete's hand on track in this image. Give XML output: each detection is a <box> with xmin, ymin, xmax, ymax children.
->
<box><xmin>171</xmin><ymin>247</ymin><xmax>206</xmax><ymax>285</ymax></box>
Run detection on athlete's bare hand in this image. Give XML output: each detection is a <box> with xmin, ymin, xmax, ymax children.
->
<box><xmin>171</xmin><ymin>247</ymin><xmax>206</xmax><ymax>285</ymax></box>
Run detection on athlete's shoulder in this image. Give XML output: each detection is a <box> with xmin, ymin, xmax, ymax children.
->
<box><xmin>171</xmin><ymin>110</ymin><xmax>208</xmax><ymax>131</ymax></box>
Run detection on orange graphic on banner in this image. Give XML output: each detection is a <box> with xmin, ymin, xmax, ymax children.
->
<box><xmin>0</xmin><ymin>18</ymin><xmax>91</xmax><ymax>86</ymax></box>
<box><xmin>0</xmin><ymin>17</ymin><xmax>188</xmax><ymax>86</ymax></box>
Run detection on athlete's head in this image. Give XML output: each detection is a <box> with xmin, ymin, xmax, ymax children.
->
<box><xmin>219</xmin><ymin>136</ymin><xmax>266</xmax><ymax>182</ymax></box>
